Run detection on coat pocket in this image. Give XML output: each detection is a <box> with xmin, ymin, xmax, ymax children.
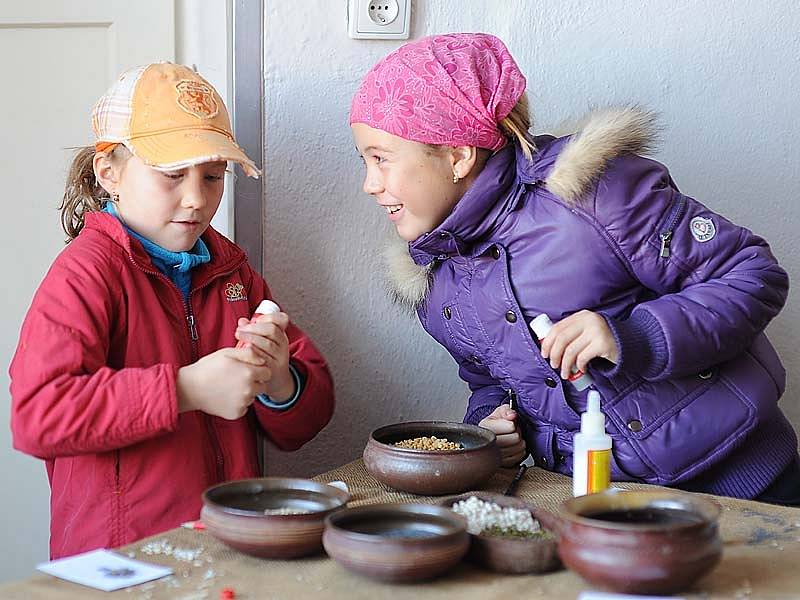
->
<box><xmin>604</xmin><ymin>354</ymin><xmax>767</xmax><ymax>483</ymax></box>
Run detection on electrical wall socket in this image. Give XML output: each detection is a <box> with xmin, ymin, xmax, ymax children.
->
<box><xmin>347</xmin><ymin>0</ymin><xmax>411</xmax><ymax>40</ymax></box>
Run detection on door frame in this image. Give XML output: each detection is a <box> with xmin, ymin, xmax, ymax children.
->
<box><xmin>232</xmin><ymin>0</ymin><xmax>264</xmax><ymax>273</ymax></box>
<box><xmin>231</xmin><ymin>0</ymin><xmax>268</xmax><ymax>473</ymax></box>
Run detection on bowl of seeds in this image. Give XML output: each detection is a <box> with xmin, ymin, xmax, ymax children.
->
<box><xmin>440</xmin><ymin>492</ymin><xmax>561</xmax><ymax>574</ymax></box>
<box><xmin>363</xmin><ymin>421</ymin><xmax>500</xmax><ymax>495</ymax></box>
<box><xmin>323</xmin><ymin>503</ymin><xmax>469</xmax><ymax>582</ymax></box>
<box><xmin>201</xmin><ymin>477</ymin><xmax>349</xmax><ymax>558</ymax></box>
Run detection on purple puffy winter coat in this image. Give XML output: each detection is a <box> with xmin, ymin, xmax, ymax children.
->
<box><xmin>386</xmin><ymin>108</ymin><xmax>796</xmax><ymax>499</ymax></box>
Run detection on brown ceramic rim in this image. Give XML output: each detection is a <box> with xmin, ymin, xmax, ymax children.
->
<box><xmin>202</xmin><ymin>477</ymin><xmax>349</xmax><ymax>518</ymax></box>
<box><xmin>369</xmin><ymin>421</ymin><xmax>496</xmax><ymax>454</ymax></box>
<box><xmin>559</xmin><ymin>489</ymin><xmax>721</xmax><ymax>531</ymax></box>
<box><xmin>324</xmin><ymin>503</ymin><xmax>468</xmax><ymax>544</ymax></box>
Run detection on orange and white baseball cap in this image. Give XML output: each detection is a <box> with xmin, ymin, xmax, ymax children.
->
<box><xmin>92</xmin><ymin>62</ymin><xmax>260</xmax><ymax>177</ymax></box>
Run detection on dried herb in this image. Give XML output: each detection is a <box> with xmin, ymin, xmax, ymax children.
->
<box><xmin>481</xmin><ymin>525</ymin><xmax>549</xmax><ymax>539</ymax></box>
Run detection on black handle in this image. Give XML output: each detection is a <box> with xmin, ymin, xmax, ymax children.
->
<box><xmin>503</xmin><ymin>463</ymin><xmax>528</xmax><ymax>496</ymax></box>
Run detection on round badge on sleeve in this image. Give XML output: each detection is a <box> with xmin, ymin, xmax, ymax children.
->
<box><xmin>690</xmin><ymin>216</ymin><xmax>716</xmax><ymax>242</ymax></box>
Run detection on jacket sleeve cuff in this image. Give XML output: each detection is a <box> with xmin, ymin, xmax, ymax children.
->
<box><xmin>256</xmin><ymin>363</ymin><xmax>304</xmax><ymax>412</ymax></box>
<box><xmin>464</xmin><ymin>403</ymin><xmax>497</xmax><ymax>426</ymax></box>
<box><xmin>597</xmin><ymin>310</ymin><xmax>668</xmax><ymax>379</ymax></box>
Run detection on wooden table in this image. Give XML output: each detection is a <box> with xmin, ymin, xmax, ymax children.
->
<box><xmin>2</xmin><ymin>459</ymin><xmax>799</xmax><ymax>599</ymax></box>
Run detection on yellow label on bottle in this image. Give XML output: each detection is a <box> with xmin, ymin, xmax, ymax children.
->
<box><xmin>587</xmin><ymin>449</ymin><xmax>611</xmax><ymax>493</ymax></box>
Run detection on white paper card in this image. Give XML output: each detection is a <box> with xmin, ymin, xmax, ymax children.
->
<box><xmin>578</xmin><ymin>593</ymin><xmax>686</xmax><ymax>600</ymax></box>
<box><xmin>37</xmin><ymin>549</ymin><xmax>172</xmax><ymax>592</ymax></box>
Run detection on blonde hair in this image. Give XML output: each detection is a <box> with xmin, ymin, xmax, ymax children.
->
<box><xmin>60</xmin><ymin>145</ymin><xmax>130</xmax><ymax>241</ymax></box>
<box><xmin>498</xmin><ymin>92</ymin><xmax>535</xmax><ymax>161</ymax></box>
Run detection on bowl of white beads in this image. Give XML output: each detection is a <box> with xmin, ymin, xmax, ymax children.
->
<box><xmin>441</xmin><ymin>492</ymin><xmax>561</xmax><ymax>574</ymax></box>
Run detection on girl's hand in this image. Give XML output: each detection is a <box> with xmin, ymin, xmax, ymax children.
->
<box><xmin>539</xmin><ymin>310</ymin><xmax>619</xmax><ymax>380</ymax></box>
<box><xmin>177</xmin><ymin>346</ymin><xmax>272</xmax><ymax>419</ymax></box>
<box><xmin>478</xmin><ymin>405</ymin><xmax>527</xmax><ymax>467</ymax></box>
<box><xmin>235</xmin><ymin>311</ymin><xmax>295</xmax><ymax>401</ymax></box>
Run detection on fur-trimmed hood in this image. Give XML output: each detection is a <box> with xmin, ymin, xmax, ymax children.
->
<box><xmin>384</xmin><ymin>106</ymin><xmax>659</xmax><ymax>310</ymax></box>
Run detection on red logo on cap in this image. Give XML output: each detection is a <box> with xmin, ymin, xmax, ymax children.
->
<box><xmin>175</xmin><ymin>80</ymin><xmax>219</xmax><ymax>119</ymax></box>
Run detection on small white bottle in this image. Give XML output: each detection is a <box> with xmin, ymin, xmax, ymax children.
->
<box><xmin>529</xmin><ymin>313</ymin><xmax>595</xmax><ymax>391</ymax></box>
<box><xmin>235</xmin><ymin>300</ymin><xmax>280</xmax><ymax>348</ymax></box>
<box><xmin>251</xmin><ymin>299</ymin><xmax>281</xmax><ymax>318</ymax></box>
<box><xmin>572</xmin><ymin>390</ymin><xmax>612</xmax><ymax>497</ymax></box>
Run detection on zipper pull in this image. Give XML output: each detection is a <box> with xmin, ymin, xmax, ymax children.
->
<box><xmin>187</xmin><ymin>315</ymin><xmax>198</xmax><ymax>341</ymax></box>
<box><xmin>659</xmin><ymin>231</ymin><xmax>672</xmax><ymax>258</ymax></box>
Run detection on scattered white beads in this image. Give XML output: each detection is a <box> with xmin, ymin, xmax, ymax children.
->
<box><xmin>139</xmin><ymin>538</ymin><xmax>204</xmax><ymax>562</ymax></box>
<box><xmin>263</xmin><ymin>507</ymin><xmax>310</xmax><ymax>515</ymax></box>
<box><xmin>451</xmin><ymin>496</ymin><xmax>541</xmax><ymax>535</ymax></box>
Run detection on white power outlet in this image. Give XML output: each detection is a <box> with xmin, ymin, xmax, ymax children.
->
<box><xmin>347</xmin><ymin>0</ymin><xmax>411</xmax><ymax>40</ymax></box>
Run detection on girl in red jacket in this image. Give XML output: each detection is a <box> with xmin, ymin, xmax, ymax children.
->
<box><xmin>9</xmin><ymin>63</ymin><xmax>334</xmax><ymax>558</ymax></box>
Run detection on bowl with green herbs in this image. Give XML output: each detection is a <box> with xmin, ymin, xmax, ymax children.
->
<box><xmin>440</xmin><ymin>491</ymin><xmax>561</xmax><ymax>574</ymax></box>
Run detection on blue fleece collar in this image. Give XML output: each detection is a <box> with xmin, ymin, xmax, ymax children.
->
<box><xmin>103</xmin><ymin>203</ymin><xmax>210</xmax><ymax>272</ymax></box>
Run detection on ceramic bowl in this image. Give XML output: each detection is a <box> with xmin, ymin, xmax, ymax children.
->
<box><xmin>201</xmin><ymin>477</ymin><xmax>349</xmax><ymax>558</ymax></box>
<box><xmin>363</xmin><ymin>421</ymin><xmax>500</xmax><ymax>495</ymax></box>
<box><xmin>542</xmin><ymin>489</ymin><xmax>722</xmax><ymax>594</ymax></box>
<box><xmin>323</xmin><ymin>503</ymin><xmax>469</xmax><ymax>582</ymax></box>
<box><xmin>440</xmin><ymin>492</ymin><xmax>561</xmax><ymax>575</ymax></box>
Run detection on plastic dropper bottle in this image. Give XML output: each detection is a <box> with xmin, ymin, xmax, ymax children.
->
<box><xmin>235</xmin><ymin>299</ymin><xmax>280</xmax><ymax>348</ymax></box>
<box><xmin>572</xmin><ymin>390</ymin><xmax>612</xmax><ymax>497</ymax></box>
<box><xmin>529</xmin><ymin>313</ymin><xmax>595</xmax><ymax>391</ymax></box>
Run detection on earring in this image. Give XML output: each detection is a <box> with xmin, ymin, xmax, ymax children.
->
<box><xmin>452</xmin><ymin>173</ymin><xmax>460</xmax><ymax>184</ymax></box>
<box><xmin>111</xmin><ymin>192</ymin><xmax>119</xmax><ymax>202</ymax></box>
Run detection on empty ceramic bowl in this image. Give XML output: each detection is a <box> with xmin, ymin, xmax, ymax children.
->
<box><xmin>201</xmin><ymin>477</ymin><xmax>349</xmax><ymax>558</ymax></box>
<box><xmin>541</xmin><ymin>489</ymin><xmax>722</xmax><ymax>594</ymax></box>
<box><xmin>322</xmin><ymin>503</ymin><xmax>470</xmax><ymax>582</ymax></box>
<box><xmin>363</xmin><ymin>421</ymin><xmax>500</xmax><ymax>495</ymax></box>
<box><xmin>441</xmin><ymin>492</ymin><xmax>561</xmax><ymax>575</ymax></box>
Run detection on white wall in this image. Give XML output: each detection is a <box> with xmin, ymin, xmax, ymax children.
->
<box><xmin>262</xmin><ymin>0</ymin><xmax>800</xmax><ymax>477</ymax></box>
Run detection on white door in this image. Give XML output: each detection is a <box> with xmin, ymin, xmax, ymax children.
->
<box><xmin>0</xmin><ymin>0</ymin><xmax>174</xmax><ymax>581</ymax></box>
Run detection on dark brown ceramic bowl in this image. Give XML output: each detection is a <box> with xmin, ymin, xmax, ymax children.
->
<box><xmin>201</xmin><ymin>477</ymin><xmax>349</xmax><ymax>558</ymax></box>
<box><xmin>363</xmin><ymin>421</ymin><xmax>500</xmax><ymax>495</ymax></box>
<box><xmin>543</xmin><ymin>489</ymin><xmax>722</xmax><ymax>594</ymax></box>
<box><xmin>322</xmin><ymin>503</ymin><xmax>470</xmax><ymax>582</ymax></box>
<box><xmin>440</xmin><ymin>492</ymin><xmax>561</xmax><ymax>575</ymax></box>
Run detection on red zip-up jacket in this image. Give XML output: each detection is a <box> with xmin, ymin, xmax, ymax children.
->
<box><xmin>9</xmin><ymin>212</ymin><xmax>334</xmax><ymax>558</ymax></box>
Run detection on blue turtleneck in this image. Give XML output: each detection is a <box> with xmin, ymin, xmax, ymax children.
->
<box><xmin>103</xmin><ymin>203</ymin><xmax>210</xmax><ymax>299</ymax></box>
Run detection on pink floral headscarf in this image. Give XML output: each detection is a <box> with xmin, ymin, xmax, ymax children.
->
<box><xmin>350</xmin><ymin>33</ymin><xmax>526</xmax><ymax>151</ymax></box>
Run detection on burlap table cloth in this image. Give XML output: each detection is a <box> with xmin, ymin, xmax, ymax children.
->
<box><xmin>2</xmin><ymin>459</ymin><xmax>798</xmax><ymax>599</ymax></box>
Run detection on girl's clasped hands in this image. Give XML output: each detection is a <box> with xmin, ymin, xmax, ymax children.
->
<box><xmin>177</xmin><ymin>311</ymin><xmax>295</xmax><ymax>420</ymax></box>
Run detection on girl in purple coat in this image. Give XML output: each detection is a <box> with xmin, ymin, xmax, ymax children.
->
<box><xmin>350</xmin><ymin>33</ymin><xmax>799</xmax><ymax>503</ymax></box>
